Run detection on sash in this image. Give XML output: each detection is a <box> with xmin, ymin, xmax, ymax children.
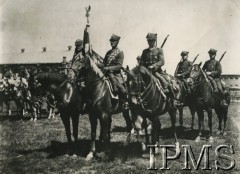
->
<box><xmin>106</xmin><ymin>48</ymin><xmax>120</xmax><ymax>66</ymax></box>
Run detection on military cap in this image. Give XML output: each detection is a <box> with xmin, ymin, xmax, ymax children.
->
<box><xmin>110</xmin><ymin>34</ymin><xmax>121</xmax><ymax>41</ymax></box>
<box><xmin>75</xmin><ymin>39</ymin><xmax>83</xmax><ymax>46</ymax></box>
<box><xmin>136</xmin><ymin>55</ymin><xmax>141</xmax><ymax>60</ymax></box>
<box><xmin>208</xmin><ymin>48</ymin><xmax>217</xmax><ymax>55</ymax></box>
<box><xmin>146</xmin><ymin>33</ymin><xmax>157</xmax><ymax>40</ymax></box>
<box><xmin>181</xmin><ymin>51</ymin><xmax>189</xmax><ymax>56</ymax></box>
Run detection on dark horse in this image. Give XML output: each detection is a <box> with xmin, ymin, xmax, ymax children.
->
<box><xmin>187</xmin><ymin>63</ymin><xmax>230</xmax><ymax>142</ymax></box>
<box><xmin>77</xmin><ymin>54</ymin><xmax>133</xmax><ymax>161</ymax></box>
<box><xmin>34</xmin><ymin>72</ymin><xmax>85</xmax><ymax>155</ymax></box>
<box><xmin>126</xmin><ymin>65</ymin><xmax>180</xmax><ymax>153</ymax></box>
<box><xmin>174</xmin><ymin>77</ymin><xmax>197</xmax><ymax>129</ymax></box>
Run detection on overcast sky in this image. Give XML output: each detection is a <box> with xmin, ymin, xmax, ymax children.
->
<box><xmin>0</xmin><ymin>0</ymin><xmax>240</xmax><ymax>74</ymax></box>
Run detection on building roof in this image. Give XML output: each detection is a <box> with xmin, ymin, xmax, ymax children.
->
<box><xmin>1</xmin><ymin>47</ymin><xmax>74</xmax><ymax>64</ymax></box>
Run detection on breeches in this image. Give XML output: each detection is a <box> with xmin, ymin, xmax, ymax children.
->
<box><xmin>154</xmin><ymin>72</ymin><xmax>169</xmax><ymax>89</ymax></box>
<box><xmin>208</xmin><ymin>77</ymin><xmax>224</xmax><ymax>95</ymax></box>
<box><xmin>108</xmin><ymin>72</ymin><xmax>127</xmax><ymax>99</ymax></box>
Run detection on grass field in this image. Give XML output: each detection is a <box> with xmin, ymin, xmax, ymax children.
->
<box><xmin>0</xmin><ymin>102</ymin><xmax>239</xmax><ymax>173</ymax></box>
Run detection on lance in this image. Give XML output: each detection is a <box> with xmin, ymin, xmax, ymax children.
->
<box><xmin>160</xmin><ymin>34</ymin><xmax>169</xmax><ymax>48</ymax></box>
<box><xmin>84</xmin><ymin>6</ymin><xmax>92</xmax><ymax>55</ymax></box>
<box><xmin>192</xmin><ymin>54</ymin><xmax>199</xmax><ymax>64</ymax></box>
<box><xmin>219</xmin><ymin>51</ymin><xmax>226</xmax><ymax>62</ymax></box>
<box><xmin>85</xmin><ymin>5</ymin><xmax>91</xmax><ymax>24</ymax></box>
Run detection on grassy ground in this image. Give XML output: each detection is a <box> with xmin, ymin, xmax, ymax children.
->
<box><xmin>0</xmin><ymin>102</ymin><xmax>239</xmax><ymax>173</ymax></box>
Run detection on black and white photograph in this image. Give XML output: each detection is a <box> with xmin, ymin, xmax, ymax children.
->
<box><xmin>0</xmin><ymin>0</ymin><xmax>240</xmax><ymax>173</ymax></box>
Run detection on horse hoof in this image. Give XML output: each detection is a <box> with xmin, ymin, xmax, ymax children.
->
<box><xmin>223</xmin><ymin>131</ymin><xmax>227</xmax><ymax>136</ymax></box>
<box><xmin>72</xmin><ymin>154</ymin><xmax>77</xmax><ymax>158</ymax></box>
<box><xmin>30</xmin><ymin>118</ymin><xmax>33</xmax><ymax>121</ymax></box>
<box><xmin>141</xmin><ymin>142</ymin><xmax>147</xmax><ymax>152</ymax></box>
<box><xmin>195</xmin><ymin>136</ymin><xmax>201</xmax><ymax>142</ymax></box>
<box><xmin>86</xmin><ymin>152</ymin><xmax>94</xmax><ymax>161</ymax></box>
<box><xmin>216</xmin><ymin>130</ymin><xmax>221</xmax><ymax>135</ymax></box>
<box><xmin>34</xmin><ymin>118</ymin><xmax>37</xmax><ymax>122</ymax></box>
<box><xmin>209</xmin><ymin>136</ymin><xmax>214</xmax><ymax>143</ymax></box>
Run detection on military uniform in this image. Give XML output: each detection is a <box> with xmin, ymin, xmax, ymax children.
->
<box><xmin>140</xmin><ymin>33</ymin><xmax>182</xmax><ymax>107</ymax></box>
<box><xmin>202</xmin><ymin>57</ymin><xmax>222</xmax><ymax>93</ymax></box>
<box><xmin>175</xmin><ymin>51</ymin><xmax>192</xmax><ymax>93</ymax></box>
<box><xmin>140</xmin><ymin>33</ymin><xmax>168</xmax><ymax>90</ymax></box>
<box><xmin>202</xmin><ymin>48</ymin><xmax>227</xmax><ymax>107</ymax></box>
<box><xmin>103</xmin><ymin>47</ymin><xmax>124</xmax><ymax>84</ymax></box>
<box><xmin>100</xmin><ymin>34</ymin><xmax>127</xmax><ymax>100</ymax></box>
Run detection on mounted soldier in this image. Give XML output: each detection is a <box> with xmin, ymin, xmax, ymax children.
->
<box><xmin>97</xmin><ymin>34</ymin><xmax>128</xmax><ymax>109</ymax></box>
<box><xmin>202</xmin><ymin>48</ymin><xmax>228</xmax><ymax>107</ymax></box>
<box><xmin>174</xmin><ymin>51</ymin><xmax>192</xmax><ymax>93</ymax></box>
<box><xmin>139</xmin><ymin>33</ymin><xmax>182</xmax><ymax>107</ymax></box>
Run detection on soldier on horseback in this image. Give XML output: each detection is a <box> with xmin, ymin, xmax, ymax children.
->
<box><xmin>202</xmin><ymin>48</ymin><xmax>228</xmax><ymax>107</ymax></box>
<box><xmin>98</xmin><ymin>34</ymin><xmax>129</xmax><ymax>109</ymax></box>
<box><xmin>139</xmin><ymin>33</ymin><xmax>182</xmax><ymax>107</ymax></box>
<box><xmin>175</xmin><ymin>51</ymin><xmax>192</xmax><ymax>93</ymax></box>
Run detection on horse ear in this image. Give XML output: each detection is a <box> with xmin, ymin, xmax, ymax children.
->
<box><xmin>199</xmin><ymin>62</ymin><xmax>202</xmax><ymax>67</ymax></box>
<box><xmin>126</xmin><ymin>65</ymin><xmax>129</xmax><ymax>71</ymax></box>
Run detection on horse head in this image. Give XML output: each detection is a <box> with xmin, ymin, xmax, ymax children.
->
<box><xmin>127</xmin><ymin>65</ymin><xmax>154</xmax><ymax>103</ymax></box>
<box><xmin>187</xmin><ymin>62</ymin><xmax>205</xmax><ymax>90</ymax></box>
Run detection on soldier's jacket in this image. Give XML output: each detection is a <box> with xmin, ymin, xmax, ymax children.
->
<box><xmin>140</xmin><ymin>47</ymin><xmax>164</xmax><ymax>72</ymax></box>
<box><xmin>202</xmin><ymin>59</ymin><xmax>222</xmax><ymax>78</ymax></box>
<box><xmin>103</xmin><ymin>47</ymin><xmax>124</xmax><ymax>84</ymax></box>
<box><xmin>175</xmin><ymin>59</ymin><xmax>193</xmax><ymax>78</ymax></box>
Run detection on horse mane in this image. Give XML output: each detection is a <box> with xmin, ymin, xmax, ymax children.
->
<box><xmin>36</xmin><ymin>72</ymin><xmax>67</xmax><ymax>84</ymax></box>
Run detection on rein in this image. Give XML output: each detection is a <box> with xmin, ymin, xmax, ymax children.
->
<box><xmin>134</xmin><ymin>71</ymin><xmax>162</xmax><ymax>113</ymax></box>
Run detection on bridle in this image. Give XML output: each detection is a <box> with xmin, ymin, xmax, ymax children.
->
<box><xmin>188</xmin><ymin>67</ymin><xmax>207</xmax><ymax>89</ymax></box>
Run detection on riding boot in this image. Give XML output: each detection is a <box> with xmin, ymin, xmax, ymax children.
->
<box><xmin>209</xmin><ymin>78</ymin><xmax>218</xmax><ymax>94</ymax></box>
<box><xmin>108</xmin><ymin>73</ymin><xmax>118</xmax><ymax>96</ymax></box>
<box><xmin>154</xmin><ymin>72</ymin><xmax>169</xmax><ymax>93</ymax></box>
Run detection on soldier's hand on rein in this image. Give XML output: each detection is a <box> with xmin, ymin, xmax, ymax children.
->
<box><xmin>177</xmin><ymin>74</ymin><xmax>182</xmax><ymax>77</ymax></box>
<box><xmin>103</xmin><ymin>67</ymin><xmax>110</xmax><ymax>72</ymax></box>
<box><xmin>148</xmin><ymin>65</ymin><xmax>154</xmax><ymax>70</ymax></box>
<box><xmin>206</xmin><ymin>72</ymin><xmax>211</xmax><ymax>76</ymax></box>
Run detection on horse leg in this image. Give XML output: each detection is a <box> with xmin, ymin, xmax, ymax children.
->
<box><xmin>169</xmin><ymin>109</ymin><xmax>180</xmax><ymax>154</ymax></box>
<box><xmin>151</xmin><ymin>115</ymin><xmax>161</xmax><ymax>154</ymax></box>
<box><xmin>190</xmin><ymin>106</ymin><xmax>196</xmax><ymax>130</ymax></box>
<box><xmin>206</xmin><ymin>108</ymin><xmax>213</xmax><ymax>143</ymax></box>
<box><xmin>48</xmin><ymin>108</ymin><xmax>52</xmax><ymax>119</ymax></box>
<box><xmin>60</xmin><ymin>114</ymin><xmax>72</xmax><ymax>155</ymax></box>
<box><xmin>196</xmin><ymin>108</ymin><xmax>204</xmax><ymax>142</ymax></box>
<box><xmin>99</xmin><ymin>112</ymin><xmax>111</xmax><ymax>159</ymax></box>
<box><xmin>71</xmin><ymin>114</ymin><xmax>79</xmax><ymax>156</ymax></box>
<box><xmin>123</xmin><ymin>109</ymin><xmax>133</xmax><ymax>146</ymax></box>
<box><xmin>223</xmin><ymin>109</ymin><xmax>228</xmax><ymax>136</ymax></box>
<box><xmin>178</xmin><ymin>108</ymin><xmax>183</xmax><ymax>129</ymax></box>
<box><xmin>215</xmin><ymin>109</ymin><xmax>222</xmax><ymax>135</ymax></box>
<box><xmin>86</xmin><ymin>113</ymin><xmax>97</xmax><ymax>161</ymax></box>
